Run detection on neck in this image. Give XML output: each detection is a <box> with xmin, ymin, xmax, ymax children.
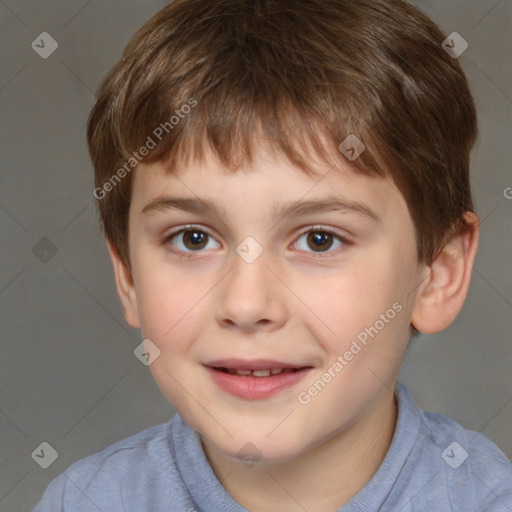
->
<box><xmin>201</xmin><ymin>383</ymin><xmax>398</xmax><ymax>512</ymax></box>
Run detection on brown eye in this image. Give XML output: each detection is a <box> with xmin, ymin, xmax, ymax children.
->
<box><xmin>166</xmin><ymin>228</ymin><xmax>220</xmax><ymax>253</ymax></box>
<box><xmin>295</xmin><ymin>228</ymin><xmax>347</xmax><ymax>255</ymax></box>
<box><xmin>182</xmin><ymin>230</ymin><xmax>208</xmax><ymax>250</ymax></box>
<box><xmin>306</xmin><ymin>231</ymin><xmax>334</xmax><ymax>252</ymax></box>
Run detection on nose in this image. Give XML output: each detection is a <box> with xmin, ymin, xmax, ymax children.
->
<box><xmin>215</xmin><ymin>251</ymin><xmax>288</xmax><ymax>333</ymax></box>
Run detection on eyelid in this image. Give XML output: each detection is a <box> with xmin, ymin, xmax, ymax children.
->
<box><xmin>164</xmin><ymin>224</ymin><xmax>216</xmax><ymax>239</ymax></box>
<box><xmin>295</xmin><ymin>224</ymin><xmax>350</xmax><ymax>241</ymax></box>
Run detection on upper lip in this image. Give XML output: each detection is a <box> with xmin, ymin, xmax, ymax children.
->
<box><xmin>204</xmin><ymin>359</ymin><xmax>312</xmax><ymax>370</ymax></box>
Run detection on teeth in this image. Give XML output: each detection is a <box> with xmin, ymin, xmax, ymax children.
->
<box><xmin>223</xmin><ymin>368</ymin><xmax>299</xmax><ymax>377</ymax></box>
<box><xmin>252</xmin><ymin>369</ymin><xmax>271</xmax><ymax>377</ymax></box>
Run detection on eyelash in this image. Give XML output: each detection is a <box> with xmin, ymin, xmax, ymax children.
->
<box><xmin>162</xmin><ymin>224</ymin><xmax>351</xmax><ymax>260</ymax></box>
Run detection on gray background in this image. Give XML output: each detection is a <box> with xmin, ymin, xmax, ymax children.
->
<box><xmin>0</xmin><ymin>1</ymin><xmax>510</xmax><ymax>511</ymax></box>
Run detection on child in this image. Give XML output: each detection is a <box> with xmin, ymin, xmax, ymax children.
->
<box><xmin>33</xmin><ymin>0</ymin><xmax>512</xmax><ymax>510</ymax></box>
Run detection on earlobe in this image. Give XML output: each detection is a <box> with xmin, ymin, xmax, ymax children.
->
<box><xmin>106</xmin><ymin>238</ymin><xmax>141</xmax><ymax>329</ymax></box>
<box><xmin>411</xmin><ymin>212</ymin><xmax>480</xmax><ymax>334</ymax></box>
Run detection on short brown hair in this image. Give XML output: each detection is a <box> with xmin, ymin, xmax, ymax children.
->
<box><xmin>87</xmin><ymin>0</ymin><xmax>478</xmax><ymax>271</ymax></box>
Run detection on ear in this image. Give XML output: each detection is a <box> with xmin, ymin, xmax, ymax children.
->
<box><xmin>411</xmin><ymin>212</ymin><xmax>480</xmax><ymax>334</ymax></box>
<box><xmin>106</xmin><ymin>238</ymin><xmax>141</xmax><ymax>329</ymax></box>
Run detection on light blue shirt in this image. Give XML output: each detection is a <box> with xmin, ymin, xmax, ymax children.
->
<box><xmin>32</xmin><ymin>382</ymin><xmax>512</xmax><ymax>511</ymax></box>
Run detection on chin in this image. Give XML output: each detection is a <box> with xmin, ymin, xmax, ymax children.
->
<box><xmin>211</xmin><ymin>426</ymin><xmax>310</xmax><ymax>465</ymax></box>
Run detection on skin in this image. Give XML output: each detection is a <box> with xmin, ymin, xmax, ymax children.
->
<box><xmin>108</xmin><ymin>144</ymin><xmax>479</xmax><ymax>511</ymax></box>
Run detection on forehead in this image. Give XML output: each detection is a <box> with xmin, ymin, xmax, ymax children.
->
<box><xmin>130</xmin><ymin>148</ymin><xmax>408</xmax><ymax>232</ymax></box>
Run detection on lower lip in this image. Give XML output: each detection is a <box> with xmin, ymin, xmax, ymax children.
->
<box><xmin>205</xmin><ymin>366</ymin><xmax>312</xmax><ymax>400</ymax></box>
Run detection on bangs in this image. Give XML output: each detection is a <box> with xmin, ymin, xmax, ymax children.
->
<box><xmin>122</xmin><ymin>102</ymin><xmax>384</xmax><ymax>181</ymax></box>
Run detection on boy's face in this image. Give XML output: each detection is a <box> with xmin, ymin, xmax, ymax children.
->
<box><xmin>118</xmin><ymin>146</ymin><xmax>427</xmax><ymax>463</ymax></box>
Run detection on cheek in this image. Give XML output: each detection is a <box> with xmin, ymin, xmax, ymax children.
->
<box><xmin>301</xmin><ymin>253</ymin><xmax>410</xmax><ymax>363</ymax></box>
<box><xmin>298</xmin><ymin>263</ymin><xmax>387</xmax><ymax>334</ymax></box>
<box><xmin>134</xmin><ymin>266</ymin><xmax>199</xmax><ymax>344</ymax></box>
<box><xmin>136</xmin><ymin>273</ymin><xmax>208</xmax><ymax>402</ymax></box>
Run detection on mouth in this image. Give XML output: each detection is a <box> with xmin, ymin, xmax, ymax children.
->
<box><xmin>204</xmin><ymin>359</ymin><xmax>314</xmax><ymax>399</ymax></box>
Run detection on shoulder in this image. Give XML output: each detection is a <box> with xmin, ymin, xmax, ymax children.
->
<box><xmin>32</xmin><ymin>419</ymin><xmax>180</xmax><ymax>511</ymax></box>
<box><xmin>419</xmin><ymin>405</ymin><xmax>512</xmax><ymax>509</ymax></box>
<box><xmin>65</xmin><ymin>420</ymin><xmax>170</xmax><ymax>482</ymax></box>
<box><xmin>386</xmin><ymin>383</ymin><xmax>512</xmax><ymax>511</ymax></box>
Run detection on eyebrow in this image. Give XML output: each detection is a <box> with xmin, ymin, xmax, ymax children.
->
<box><xmin>140</xmin><ymin>195</ymin><xmax>380</xmax><ymax>223</ymax></box>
